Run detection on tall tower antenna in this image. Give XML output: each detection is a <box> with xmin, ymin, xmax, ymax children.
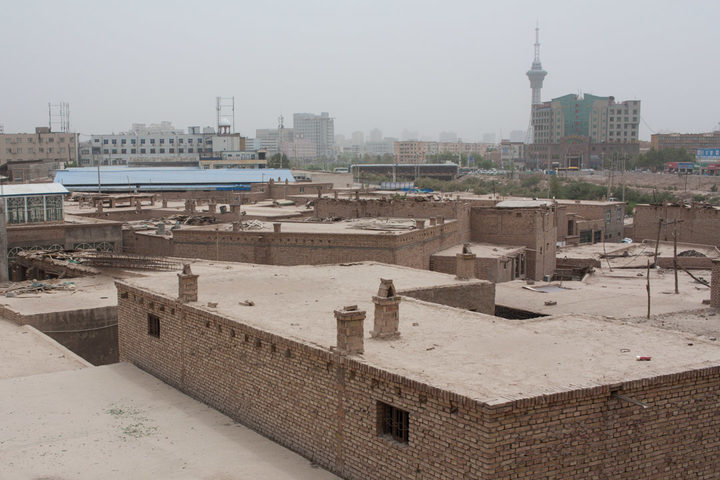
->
<box><xmin>526</xmin><ymin>23</ymin><xmax>548</xmax><ymax>144</ymax></box>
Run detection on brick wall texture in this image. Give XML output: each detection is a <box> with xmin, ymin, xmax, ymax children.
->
<box><xmin>116</xmin><ymin>282</ymin><xmax>720</xmax><ymax>479</ymax></box>
<box><xmin>633</xmin><ymin>205</ymin><xmax>720</xmax><ymax>246</ymax></box>
<box><xmin>470</xmin><ymin>207</ymin><xmax>556</xmax><ymax>281</ymax></box>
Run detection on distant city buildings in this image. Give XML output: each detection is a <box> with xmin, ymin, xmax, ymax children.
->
<box><xmin>393</xmin><ymin>140</ymin><xmax>490</xmax><ymax>164</ymax></box>
<box><xmin>0</xmin><ymin>127</ymin><xmax>78</xmax><ymax>181</ymax></box>
<box><xmin>482</xmin><ymin>133</ymin><xmax>497</xmax><ymax>144</ymax></box>
<box><xmin>651</xmin><ymin>131</ymin><xmax>720</xmax><ymax>155</ymax></box>
<box><xmin>78</xmin><ymin>122</ymin><xmax>266</xmax><ymax>169</ymax></box>
<box><xmin>293</xmin><ymin>112</ymin><xmax>335</xmax><ymax>161</ymax></box>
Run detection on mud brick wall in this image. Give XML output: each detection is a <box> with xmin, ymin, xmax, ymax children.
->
<box><xmin>633</xmin><ymin>205</ymin><xmax>720</xmax><ymax>246</ymax></box>
<box><xmin>492</xmin><ymin>368</ymin><xmax>720</xmax><ymax>479</ymax></box>
<box><xmin>430</xmin><ymin>255</ymin><xmax>516</xmax><ymax>283</ymax></box>
<box><xmin>399</xmin><ymin>282</ymin><xmax>495</xmax><ymax>315</ymax></box>
<box><xmin>563</xmin><ymin>202</ymin><xmax>625</xmax><ymax>242</ymax></box>
<box><xmin>171</xmin><ymin>221</ymin><xmax>460</xmax><ymax>270</ymax></box>
<box><xmin>712</xmin><ymin>260</ymin><xmax>720</xmax><ymax>308</ymax></box>
<box><xmin>0</xmin><ymin>304</ymin><xmax>118</xmax><ymax>365</ymax></box>
<box><xmin>8</xmin><ymin>221</ymin><xmax>122</xmax><ymax>252</ymax></box>
<box><xmin>116</xmin><ymin>282</ymin><xmax>495</xmax><ymax>480</ymax></box>
<box><xmin>122</xmin><ymin>230</ymin><xmax>173</xmax><ymax>256</ymax></box>
<box><xmin>116</xmin><ymin>281</ymin><xmax>720</xmax><ymax>479</ymax></box>
<box><xmin>470</xmin><ymin>207</ymin><xmax>556</xmax><ymax>281</ymax></box>
<box><xmin>315</xmin><ymin>198</ymin><xmax>471</xmax><ymax>243</ymax></box>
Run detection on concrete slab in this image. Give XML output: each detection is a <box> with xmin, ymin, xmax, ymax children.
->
<box><xmin>0</xmin><ymin>363</ymin><xmax>340</xmax><ymax>480</ymax></box>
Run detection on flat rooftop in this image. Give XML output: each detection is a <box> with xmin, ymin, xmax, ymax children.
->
<box><xmin>496</xmin><ymin>267</ymin><xmax>713</xmax><ymax>318</ymax></box>
<box><xmin>0</xmin><ymin>363</ymin><xmax>339</xmax><ymax>480</ymax></box>
<box><xmin>118</xmin><ymin>261</ymin><xmax>720</xmax><ymax>405</ymax></box>
<box><xmin>432</xmin><ymin>242</ymin><xmax>525</xmax><ymax>258</ymax></box>
<box><xmin>557</xmin><ymin>241</ymin><xmax>719</xmax><ymax>267</ymax></box>
<box><xmin>0</xmin><ymin>317</ymin><xmax>89</xmax><ymax>379</ymax></box>
<box><xmin>0</xmin><ymin>276</ymin><xmax>117</xmax><ymax>316</ymax></box>
<box><xmin>177</xmin><ymin>217</ymin><xmax>447</xmax><ymax>235</ymax></box>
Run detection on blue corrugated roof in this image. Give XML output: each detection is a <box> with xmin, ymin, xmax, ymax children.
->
<box><xmin>54</xmin><ymin>167</ymin><xmax>294</xmax><ymax>191</ymax></box>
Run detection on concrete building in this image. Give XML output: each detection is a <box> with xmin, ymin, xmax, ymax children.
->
<box><xmin>394</xmin><ymin>141</ymin><xmax>489</xmax><ymax>164</ymax></box>
<box><xmin>0</xmin><ymin>127</ymin><xmax>78</xmax><ymax>181</ymax></box>
<box><xmin>499</xmin><ymin>140</ymin><xmax>525</xmax><ymax>169</ymax></box>
<box><xmin>293</xmin><ymin>112</ymin><xmax>335</xmax><ymax>161</ymax></box>
<box><xmin>115</xmin><ymin>260</ymin><xmax>720</xmax><ymax>479</ymax></box>
<box><xmin>532</xmin><ymin>94</ymin><xmax>640</xmax><ymax>145</ymax></box>
<box><xmin>651</xmin><ymin>131</ymin><xmax>720</xmax><ymax>155</ymax></box>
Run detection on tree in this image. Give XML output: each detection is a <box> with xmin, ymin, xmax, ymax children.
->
<box><xmin>268</xmin><ymin>153</ymin><xmax>289</xmax><ymax>169</ymax></box>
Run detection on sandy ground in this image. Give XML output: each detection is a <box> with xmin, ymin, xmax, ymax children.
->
<box><xmin>117</xmin><ymin>261</ymin><xmax>720</xmax><ymax>404</ymax></box>
<box><xmin>0</xmin><ymin>275</ymin><xmax>118</xmax><ymax>315</ymax></box>
<box><xmin>0</xmin><ymin>363</ymin><xmax>340</xmax><ymax>480</ymax></box>
<box><xmin>0</xmin><ymin>317</ymin><xmax>89</xmax><ymax>379</ymax></box>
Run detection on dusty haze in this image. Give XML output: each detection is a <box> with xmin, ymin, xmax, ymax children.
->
<box><xmin>0</xmin><ymin>0</ymin><xmax>718</xmax><ymax>140</ymax></box>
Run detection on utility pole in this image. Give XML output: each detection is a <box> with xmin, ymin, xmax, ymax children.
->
<box><xmin>0</xmin><ymin>178</ymin><xmax>8</xmax><ymax>282</ymax></box>
<box><xmin>664</xmin><ymin>219</ymin><xmax>684</xmax><ymax>294</ymax></box>
<box><xmin>646</xmin><ymin>259</ymin><xmax>651</xmax><ymax>319</ymax></box>
<box><xmin>653</xmin><ymin>218</ymin><xmax>664</xmax><ymax>266</ymax></box>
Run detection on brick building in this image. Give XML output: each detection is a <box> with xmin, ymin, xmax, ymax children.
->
<box><xmin>116</xmin><ymin>261</ymin><xmax>720</xmax><ymax>479</ymax></box>
<box><xmin>651</xmin><ymin>131</ymin><xmax>720</xmax><ymax>155</ymax></box>
<box><xmin>632</xmin><ymin>203</ymin><xmax>720</xmax><ymax>246</ymax></box>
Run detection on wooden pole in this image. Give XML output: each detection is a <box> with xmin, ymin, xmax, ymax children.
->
<box><xmin>653</xmin><ymin>218</ymin><xmax>663</xmax><ymax>266</ymax></box>
<box><xmin>673</xmin><ymin>224</ymin><xmax>679</xmax><ymax>294</ymax></box>
<box><xmin>646</xmin><ymin>259</ymin><xmax>651</xmax><ymax>319</ymax></box>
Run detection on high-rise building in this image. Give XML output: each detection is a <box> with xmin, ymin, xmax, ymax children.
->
<box><xmin>438</xmin><ymin>131</ymin><xmax>458</xmax><ymax>143</ymax></box>
<box><xmin>532</xmin><ymin>94</ymin><xmax>640</xmax><ymax>145</ymax></box>
<box><xmin>368</xmin><ymin>128</ymin><xmax>383</xmax><ymax>143</ymax></box>
<box><xmin>293</xmin><ymin>112</ymin><xmax>335</xmax><ymax>160</ymax></box>
<box><xmin>482</xmin><ymin>133</ymin><xmax>497</xmax><ymax>144</ymax></box>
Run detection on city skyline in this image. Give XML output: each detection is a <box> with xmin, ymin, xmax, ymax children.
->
<box><xmin>1</xmin><ymin>1</ymin><xmax>719</xmax><ymax>142</ymax></box>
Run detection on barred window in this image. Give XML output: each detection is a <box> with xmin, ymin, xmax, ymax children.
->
<box><xmin>26</xmin><ymin>196</ymin><xmax>44</xmax><ymax>223</ymax></box>
<box><xmin>45</xmin><ymin>195</ymin><xmax>63</xmax><ymax>222</ymax></box>
<box><xmin>147</xmin><ymin>313</ymin><xmax>160</xmax><ymax>338</ymax></box>
<box><xmin>6</xmin><ymin>197</ymin><xmax>25</xmax><ymax>224</ymax></box>
<box><xmin>378</xmin><ymin>401</ymin><xmax>409</xmax><ymax>444</ymax></box>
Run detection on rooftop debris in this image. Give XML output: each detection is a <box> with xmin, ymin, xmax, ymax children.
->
<box><xmin>349</xmin><ymin>219</ymin><xmax>417</xmax><ymax>231</ymax></box>
<box><xmin>2</xmin><ymin>280</ymin><xmax>76</xmax><ymax>297</ymax></box>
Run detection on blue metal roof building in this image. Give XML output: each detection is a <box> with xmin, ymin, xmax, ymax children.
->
<box><xmin>54</xmin><ymin>167</ymin><xmax>295</xmax><ymax>192</ymax></box>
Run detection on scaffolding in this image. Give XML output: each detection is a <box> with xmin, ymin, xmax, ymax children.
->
<box><xmin>80</xmin><ymin>252</ymin><xmax>181</xmax><ymax>271</ymax></box>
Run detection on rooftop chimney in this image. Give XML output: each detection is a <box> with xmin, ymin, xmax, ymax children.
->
<box><xmin>712</xmin><ymin>259</ymin><xmax>720</xmax><ymax>308</ymax></box>
<box><xmin>273</xmin><ymin>223</ymin><xmax>282</xmax><ymax>233</ymax></box>
<box><xmin>456</xmin><ymin>245</ymin><xmax>476</xmax><ymax>280</ymax></box>
<box><xmin>334</xmin><ymin>305</ymin><xmax>365</xmax><ymax>355</ymax></box>
<box><xmin>232</xmin><ymin>222</ymin><xmax>240</xmax><ymax>232</ymax></box>
<box><xmin>371</xmin><ymin>279</ymin><xmax>401</xmax><ymax>339</ymax></box>
<box><xmin>429</xmin><ymin>217</ymin><xmax>437</xmax><ymax>226</ymax></box>
<box><xmin>415</xmin><ymin>219</ymin><xmax>425</xmax><ymax>229</ymax></box>
<box><xmin>178</xmin><ymin>264</ymin><xmax>198</xmax><ymax>303</ymax></box>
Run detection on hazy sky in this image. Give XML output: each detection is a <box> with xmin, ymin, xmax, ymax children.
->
<box><xmin>1</xmin><ymin>0</ymin><xmax>719</xmax><ymax>142</ymax></box>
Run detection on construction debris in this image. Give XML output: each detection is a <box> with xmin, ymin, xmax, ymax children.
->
<box><xmin>3</xmin><ymin>280</ymin><xmax>76</xmax><ymax>297</ymax></box>
<box><xmin>80</xmin><ymin>252</ymin><xmax>181</xmax><ymax>271</ymax></box>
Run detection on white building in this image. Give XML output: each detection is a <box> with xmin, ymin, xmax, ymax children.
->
<box><xmin>293</xmin><ymin>112</ymin><xmax>335</xmax><ymax>160</ymax></box>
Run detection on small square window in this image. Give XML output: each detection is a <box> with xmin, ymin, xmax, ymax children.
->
<box><xmin>147</xmin><ymin>313</ymin><xmax>160</xmax><ymax>337</ymax></box>
<box><xmin>159</xmin><ymin>148</ymin><xmax>165</xmax><ymax>153</ymax></box>
<box><xmin>377</xmin><ymin>401</ymin><xmax>409</xmax><ymax>444</ymax></box>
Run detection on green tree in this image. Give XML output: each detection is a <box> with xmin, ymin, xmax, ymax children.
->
<box><xmin>268</xmin><ymin>153</ymin><xmax>289</xmax><ymax>169</ymax></box>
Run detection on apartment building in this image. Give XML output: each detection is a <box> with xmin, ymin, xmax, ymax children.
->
<box><xmin>651</xmin><ymin>131</ymin><xmax>720</xmax><ymax>155</ymax></box>
<box><xmin>0</xmin><ymin>127</ymin><xmax>78</xmax><ymax>181</ymax></box>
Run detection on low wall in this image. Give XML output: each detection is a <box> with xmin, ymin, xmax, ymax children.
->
<box><xmin>0</xmin><ymin>304</ymin><xmax>118</xmax><ymax>365</ymax></box>
<box><xmin>399</xmin><ymin>282</ymin><xmax>495</xmax><ymax>315</ymax></box>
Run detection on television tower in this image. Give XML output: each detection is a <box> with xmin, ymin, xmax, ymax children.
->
<box><xmin>526</xmin><ymin>24</ymin><xmax>547</xmax><ymax>144</ymax></box>
<box><xmin>526</xmin><ymin>24</ymin><xmax>547</xmax><ymax>105</ymax></box>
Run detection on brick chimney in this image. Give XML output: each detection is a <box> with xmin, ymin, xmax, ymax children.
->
<box><xmin>232</xmin><ymin>221</ymin><xmax>240</xmax><ymax>232</ymax></box>
<box><xmin>208</xmin><ymin>202</ymin><xmax>217</xmax><ymax>214</ymax></box>
<box><xmin>273</xmin><ymin>223</ymin><xmax>282</xmax><ymax>233</ymax></box>
<box><xmin>371</xmin><ymin>279</ymin><xmax>401</xmax><ymax>339</ymax></box>
<box><xmin>456</xmin><ymin>244</ymin><xmax>476</xmax><ymax>280</ymax></box>
<box><xmin>415</xmin><ymin>219</ymin><xmax>425</xmax><ymax>229</ymax></box>
<box><xmin>161</xmin><ymin>198</ymin><xmax>168</xmax><ymax>208</ymax></box>
<box><xmin>429</xmin><ymin>217</ymin><xmax>437</xmax><ymax>226</ymax></box>
<box><xmin>334</xmin><ymin>305</ymin><xmax>365</xmax><ymax>355</ymax></box>
<box><xmin>712</xmin><ymin>259</ymin><xmax>720</xmax><ymax>308</ymax></box>
<box><xmin>178</xmin><ymin>264</ymin><xmax>198</xmax><ymax>303</ymax></box>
